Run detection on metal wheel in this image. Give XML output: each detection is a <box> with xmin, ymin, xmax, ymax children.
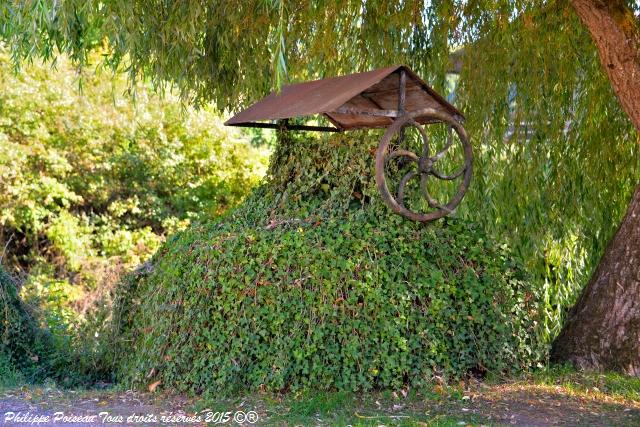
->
<box><xmin>374</xmin><ymin>110</ymin><xmax>473</xmax><ymax>222</ymax></box>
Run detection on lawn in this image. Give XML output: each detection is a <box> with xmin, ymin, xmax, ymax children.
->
<box><xmin>1</xmin><ymin>366</ymin><xmax>639</xmax><ymax>426</ymax></box>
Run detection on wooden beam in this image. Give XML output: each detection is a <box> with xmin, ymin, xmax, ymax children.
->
<box><xmin>227</xmin><ymin>122</ymin><xmax>342</xmax><ymax>132</ymax></box>
<box><xmin>332</xmin><ymin>107</ymin><xmax>400</xmax><ymax>117</ymax></box>
<box><xmin>398</xmin><ymin>70</ymin><xmax>406</xmax><ymax>113</ymax></box>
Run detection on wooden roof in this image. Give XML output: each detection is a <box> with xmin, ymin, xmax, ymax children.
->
<box><xmin>225</xmin><ymin>65</ymin><xmax>463</xmax><ymax>131</ymax></box>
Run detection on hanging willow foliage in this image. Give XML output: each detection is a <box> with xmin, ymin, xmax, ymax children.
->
<box><xmin>1</xmin><ymin>0</ymin><xmax>639</xmax><ymax>341</ymax></box>
<box><xmin>457</xmin><ymin>6</ymin><xmax>639</xmax><ymax>338</ymax></box>
<box><xmin>0</xmin><ymin>1</ymin><xmax>560</xmax><ymax>107</ymax></box>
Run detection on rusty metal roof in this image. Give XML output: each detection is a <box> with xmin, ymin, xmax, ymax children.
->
<box><xmin>225</xmin><ymin>65</ymin><xmax>463</xmax><ymax>131</ymax></box>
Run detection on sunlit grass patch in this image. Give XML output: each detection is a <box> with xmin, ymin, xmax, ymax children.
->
<box><xmin>531</xmin><ymin>364</ymin><xmax>640</xmax><ymax>402</ymax></box>
<box><xmin>2</xmin><ymin>370</ymin><xmax>639</xmax><ymax>427</ymax></box>
<box><xmin>195</xmin><ymin>387</ymin><xmax>488</xmax><ymax>426</ymax></box>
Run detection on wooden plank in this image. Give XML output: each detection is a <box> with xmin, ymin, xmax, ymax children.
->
<box><xmin>398</xmin><ymin>69</ymin><xmax>406</xmax><ymax>113</ymax></box>
<box><xmin>227</xmin><ymin>122</ymin><xmax>342</xmax><ymax>132</ymax></box>
<box><xmin>333</xmin><ymin>107</ymin><xmax>399</xmax><ymax>117</ymax></box>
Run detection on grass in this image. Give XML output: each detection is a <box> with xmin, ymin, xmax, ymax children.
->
<box><xmin>531</xmin><ymin>364</ymin><xmax>640</xmax><ymax>401</ymax></box>
<box><xmin>188</xmin><ymin>366</ymin><xmax>640</xmax><ymax>425</ymax></box>
<box><xmin>1</xmin><ymin>365</ymin><xmax>639</xmax><ymax>426</ymax></box>
<box><xmin>0</xmin><ymin>354</ymin><xmax>24</xmax><ymax>390</ymax></box>
<box><xmin>195</xmin><ymin>388</ymin><xmax>487</xmax><ymax>426</ymax></box>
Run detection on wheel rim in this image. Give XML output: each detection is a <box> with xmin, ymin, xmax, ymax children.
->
<box><xmin>374</xmin><ymin>111</ymin><xmax>472</xmax><ymax>222</ymax></box>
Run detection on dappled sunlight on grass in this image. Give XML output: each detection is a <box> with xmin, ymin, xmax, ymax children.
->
<box><xmin>531</xmin><ymin>365</ymin><xmax>640</xmax><ymax>402</ymax></box>
<box><xmin>473</xmin><ymin>381</ymin><xmax>640</xmax><ymax>426</ymax></box>
<box><xmin>2</xmin><ymin>368</ymin><xmax>639</xmax><ymax>426</ymax></box>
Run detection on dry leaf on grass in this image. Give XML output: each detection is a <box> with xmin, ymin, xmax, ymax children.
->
<box><xmin>148</xmin><ymin>381</ymin><xmax>161</xmax><ymax>393</ymax></box>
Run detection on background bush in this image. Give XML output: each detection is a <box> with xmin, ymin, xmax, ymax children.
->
<box><xmin>0</xmin><ymin>48</ymin><xmax>269</xmax><ymax>323</ymax></box>
<box><xmin>0</xmin><ymin>265</ymin><xmax>70</xmax><ymax>385</ymax></box>
<box><xmin>111</xmin><ymin>131</ymin><xmax>545</xmax><ymax>394</ymax></box>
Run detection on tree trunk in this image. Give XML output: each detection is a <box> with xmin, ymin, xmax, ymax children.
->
<box><xmin>551</xmin><ymin>186</ymin><xmax>640</xmax><ymax>374</ymax></box>
<box><xmin>551</xmin><ymin>0</ymin><xmax>640</xmax><ymax>375</ymax></box>
<box><xmin>570</xmin><ymin>0</ymin><xmax>640</xmax><ymax>132</ymax></box>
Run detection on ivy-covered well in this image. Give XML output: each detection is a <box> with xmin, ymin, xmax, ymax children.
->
<box><xmin>112</xmin><ymin>131</ymin><xmax>545</xmax><ymax>394</ymax></box>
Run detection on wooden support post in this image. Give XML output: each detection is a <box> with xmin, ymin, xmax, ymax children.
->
<box><xmin>398</xmin><ymin>70</ymin><xmax>406</xmax><ymax>113</ymax></box>
<box><xmin>398</xmin><ymin>69</ymin><xmax>407</xmax><ymax>144</ymax></box>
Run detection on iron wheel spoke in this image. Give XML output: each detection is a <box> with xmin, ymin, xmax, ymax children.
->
<box><xmin>432</xmin><ymin>125</ymin><xmax>454</xmax><ymax>162</ymax></box>
<box><xmin>386</xmin><ymin>149</ymin><xmax>419</xmax><ymax>164</ymax></box>
<box><xmin>430</xmin><ymin>165</ymin><xmax>466</xmax><ymax>181</ymax></box>
<box><xmin>397</xmin><ymin>171</ymin><xmax>417</xmax><ymax>207</ymax></box>
<box><xmin>420</xmin><ymin>174</ymin><xmax>441</xmax><ymax>208</ymax></box>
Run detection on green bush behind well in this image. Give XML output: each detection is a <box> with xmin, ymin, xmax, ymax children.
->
<box><xmin>0</xmin><ymin>48</ymin><xmax>268</xmax><ymax>332</ymax></box>
<box><xmin>111</xmin><ymin>131</ymin><xmax>545</xmax><ymax>394</ymax></box>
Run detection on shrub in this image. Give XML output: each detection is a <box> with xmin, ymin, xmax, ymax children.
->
<box><xmin>1</xmin><ymin>267</ymin><xmax>40</xmax><ymax>375</ymax></box>
<box><xmin>0</xmin><ymin>264</ymin><xmax>112</xmax><ymax>386</ymax></box>
<box><xmin>0</xmin><ymin>266</ymin><xmax>61</xmax><ymax>383</ymax></box>
<box><xmin>0</xmin><ymin>48</ymin><xmax>269</xmax><ymax>309</ymax></box>
<box><xmin>0</xmin><ymin>352</ymin><xmax>23</xmax><ymax>388</ymax></box>
<box><xmin>111</xmin><ymin>131</ymin><xmax>545</xmax><ymax>394</ymax></box>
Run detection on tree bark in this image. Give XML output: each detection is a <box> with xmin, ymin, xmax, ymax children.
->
<box><xmin>551</xmin><ymin>0</ymin><xmax>640</xmax><ymax>375</ymax></box>
<box><xmin>570</xmin><ymin>0</ymin><xmax>640</xmax><ymax>131</ymax></box>
<box><xmin>551</xmin><ymin>187</ymin><xmax>640</xmax><ymax>374</ymax></box>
